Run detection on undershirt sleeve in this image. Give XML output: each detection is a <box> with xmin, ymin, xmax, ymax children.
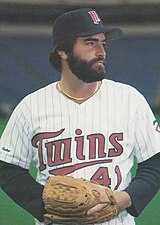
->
<box><xmin>125</xmin><ymin>152</ymin><xmax>160</xmax><ymax>216</ymax></box>
<box><xmin>0</xmin><ymin>161</ymin><xmax>46</xmax><ymax>222</ymax></box>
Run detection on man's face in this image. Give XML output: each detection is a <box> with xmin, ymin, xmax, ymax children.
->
<box><xmin>67</xmin><ymin>33</ymin><xmax>107</xmax><ymax>83</ymax></box>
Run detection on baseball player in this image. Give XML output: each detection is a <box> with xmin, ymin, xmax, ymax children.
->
<box><xmin>0</xmin><ymin>8</ymin><xmax>160</xmax><ymax>225</ymax></box>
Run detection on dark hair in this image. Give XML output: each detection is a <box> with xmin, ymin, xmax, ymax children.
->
<box><xmin>49</xmin><ymin>38</ymin><xmax>76</xmax><ymax>71</ymax></box>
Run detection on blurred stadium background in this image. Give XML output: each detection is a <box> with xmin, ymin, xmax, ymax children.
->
<box><xmin>0</xmin><ymin>0</ymin><xmax>160</xmax><ymax>225</ymax></box>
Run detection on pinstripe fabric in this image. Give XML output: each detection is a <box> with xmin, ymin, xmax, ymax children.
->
<box><xmin>0</xmin><ymin>79</ymin><xmax>160</xmax><ymax>225</ymax></box>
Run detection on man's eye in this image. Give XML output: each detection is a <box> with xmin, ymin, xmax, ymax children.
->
<box><xmin>86</xmin><ymin>41</ymin><xmax>106</xmax><ymax>47</ymax></box>
<box><xmin>87</xmin><ymin>41</ymin><xmax>95</xmax><ymax>46</ymax></box>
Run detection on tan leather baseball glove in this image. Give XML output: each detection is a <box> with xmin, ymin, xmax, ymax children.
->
<box><xmin>43</xmin><ymin>175</ymin><xmax>118</xmax><ymax>224</ymax></box>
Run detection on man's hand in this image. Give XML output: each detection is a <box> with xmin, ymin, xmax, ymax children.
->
<box><xmin>87</xmin><ymin>191</ymin><xmax>132</xmax><ymax>216</ymax></box>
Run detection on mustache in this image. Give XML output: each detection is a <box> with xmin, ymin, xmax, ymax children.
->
<box><xmin>89</xmin><ymin>57</ymin><xmax>106</xmax><ymax>66</ymax></box>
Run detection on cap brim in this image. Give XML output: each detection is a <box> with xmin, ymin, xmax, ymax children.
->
<box><xmin>105</xmin><ymin>28</ymin><xmax>123</xmax><ymax>40</ymax></box>
<box><xmin>76</xmin><ymin>27</ymin><xmax>123</xmax><ymax>40</ymax></box>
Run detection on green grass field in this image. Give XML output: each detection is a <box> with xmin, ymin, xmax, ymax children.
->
<box><xmin>0</xmin><ymin>116</ymin><xmax>160</xmax><ymax>225</ymax></box>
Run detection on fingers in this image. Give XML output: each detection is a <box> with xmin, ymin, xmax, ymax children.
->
<box><xmin>87</xmin><ymin>203</ymin><xmax>109</xmax><ymax>216</ymax></box>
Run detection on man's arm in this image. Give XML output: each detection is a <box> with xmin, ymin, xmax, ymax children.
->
<box><xmin>125</xmin><ymin>152</ymin><xmax>160</xmax><ymax>216</ymax></box>
<box><xmin>114</xmin><ymin>153</ymin><xmax>160</xmax><ymax>215</ymax></box>
<box><xmin>1</xmin><ymin>153</ymin><xmax>160</xmax><ymax>220</ymax></box>
<box><xmin>88</xmin><ymin>153</ymin><xmax>160</xmax><ymax>216</ymax></box>
<box><xmin>0</xmin><ymin>161</ymin><xmax>46</xmax><ymax>222</ymax></box>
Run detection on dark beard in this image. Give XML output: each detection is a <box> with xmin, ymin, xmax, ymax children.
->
<box><xmin>67</xmin><ymin>53</ymin><xmax>106</xmax><ymax>83</ymax></box>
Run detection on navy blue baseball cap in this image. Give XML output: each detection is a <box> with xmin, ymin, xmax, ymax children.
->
<box><xmin>51</xmin><ymin>8</ymin><xmax>123</xmax><ymax>50</ymax></box>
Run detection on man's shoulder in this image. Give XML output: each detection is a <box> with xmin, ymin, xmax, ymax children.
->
<box><xmin>31</xmin><ymin>82</ymin><xmax>57</xmax><ymax>96</ymax></box>
<box><xmin>25</xmin><ymin>82</ymin><xmax>57</xmax><ymax>98</ymax></box>
<box><xmin>103</xmin><ymin>79</ymin><xmax>143</xmax><ymax>99</ymax></box>
<box><xmin>19</xmin><ymin>82</ymin><xmax>57</xmax><ymax>107</ymax></box>
<box><xmin>104</xmin><ymin>79</ymin><xmax>137</xmax><ymax>91</ymax></box>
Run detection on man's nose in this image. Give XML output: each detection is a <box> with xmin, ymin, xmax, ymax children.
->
<box><xmin>96</xmin><ymin>44</ymin><xmax>106</xmax><ymax>57</ymax></box>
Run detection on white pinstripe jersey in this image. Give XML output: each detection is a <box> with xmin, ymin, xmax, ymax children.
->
<box><xmin>0</xmin><ymin>79</ymin><xmax>160</xmax><ymax>225</ymax></box>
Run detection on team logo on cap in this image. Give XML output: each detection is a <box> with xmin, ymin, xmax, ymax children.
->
<box><xmin>88</xmin><ymin>10</ymin><xmax>101</xmax><ymax>24</ymax></box>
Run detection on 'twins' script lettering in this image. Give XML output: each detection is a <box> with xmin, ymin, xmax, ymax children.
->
<box><xmin>31</xmin><ymin>128</ymin><xmax>123</xmax><ymax>172</ymax></box>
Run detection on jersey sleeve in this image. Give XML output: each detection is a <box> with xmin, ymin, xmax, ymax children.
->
<box><xmin>0</xmin><ymin>100</ymin><xmax>33</xmax><ymax>169</ymax></box>
<box><xmin>133</xmin><ymin>93</ymin><xmax>160</xmax><ymax>163</ymax></box>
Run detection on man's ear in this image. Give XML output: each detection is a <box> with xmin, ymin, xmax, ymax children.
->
<box><xmin>57</xmin><ymin>51</ymin><xmax>68</xmax><ymax>60</ymax></box>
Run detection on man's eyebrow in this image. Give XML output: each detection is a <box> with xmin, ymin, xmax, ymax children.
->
<box><xmin>83</xmin><ymin>38</ymin><xmax>106</xmax><ymax>42</ymax></box>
